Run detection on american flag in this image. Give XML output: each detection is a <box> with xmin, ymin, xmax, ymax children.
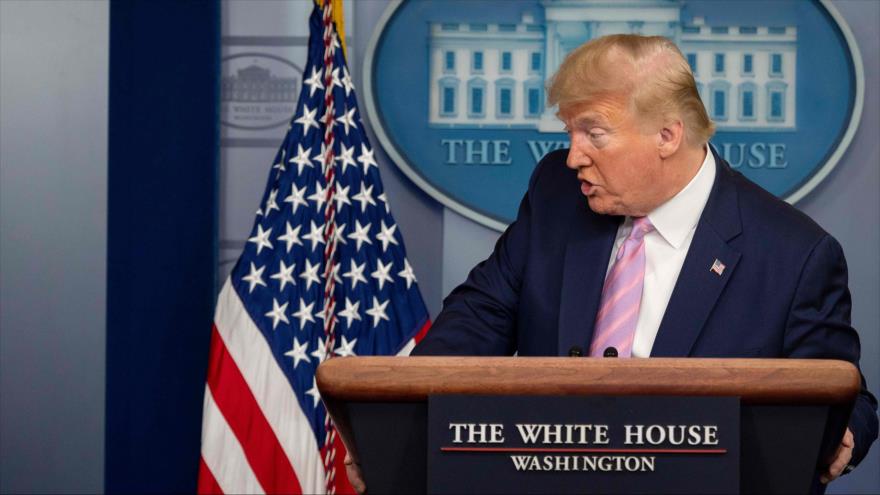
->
<box><xmin>198</xmin><ymin>1</ymin><xmax>431</xmax><ymax>493</ymax></box>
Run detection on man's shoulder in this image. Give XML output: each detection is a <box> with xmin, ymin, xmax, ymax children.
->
<box><xmin>527</xmin><ymin>148</ymin><xmax>574</xmax><ymax>196</ymax></box>
<box><xmin>723</xmin><ymin>164</ymin><xmax>830</xmax><ymax>248</ymax></box>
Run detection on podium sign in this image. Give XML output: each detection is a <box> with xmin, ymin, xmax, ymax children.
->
<box><xmin>428</xmin><ymin>395</ymin><xmax>740</xmax><ymax>494</ymax></box>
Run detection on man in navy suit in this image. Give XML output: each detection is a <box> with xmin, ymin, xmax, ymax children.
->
<box><xmin>411</xmin><ymin>34</ymin><xmax>877</xmax><ymax>484</ymax></box>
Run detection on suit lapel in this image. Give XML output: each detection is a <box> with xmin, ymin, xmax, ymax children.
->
<box><xmin>651</xmin><ymin>152</ymin><xmax>743</xmax><ymax>357</ymax></box>
<box><xmin>557</xmin><ymin>207</ymin><xmax>619</xmax><ymax>356</ymax></box>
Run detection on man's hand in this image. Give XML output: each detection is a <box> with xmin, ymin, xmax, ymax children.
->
<box><xmin>344</xmin><ymin>452</ymin><xmax>366</xmax><ymax>494</ymax></box>
<box><xmin>821</xmin><ymin>428</ymin><xmax>854</xmax><ymax>484</ymax></box>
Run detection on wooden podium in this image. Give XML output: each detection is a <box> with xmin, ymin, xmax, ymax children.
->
<box><xmin>316</xmin><ymin>357</ymin><xmax>859</xmax><ymax>494</ymax></box>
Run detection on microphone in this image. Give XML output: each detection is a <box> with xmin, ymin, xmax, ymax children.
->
<box><xmin>603</xmin><ymin>347</ymin><xmax>618</xmax><ymax>358</ymax></box>
<box><xmin>568</xmin><ymin>346</ymin><xmax>583</xmax><ymax>357</ymax></box>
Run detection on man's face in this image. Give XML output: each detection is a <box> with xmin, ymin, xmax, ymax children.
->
<box><xmin>560</xmin><ymin>96</ymin><xmax>668</xmax><ymax>217</ymax></box>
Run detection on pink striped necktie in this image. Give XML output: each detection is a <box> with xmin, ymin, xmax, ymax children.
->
<box><xmin>589</xmin><ymin>216</ymin><xmax>654</xmax><ymax>358</ymax></box>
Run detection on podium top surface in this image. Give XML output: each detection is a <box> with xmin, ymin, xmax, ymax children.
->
<box><xmin>316</xmin><ymin>356</ymin><xmax>860</xmax><ymax>405</ymax></box>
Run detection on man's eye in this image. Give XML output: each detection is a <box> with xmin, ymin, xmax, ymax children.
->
<box><xmin>589</xmin><ymin>132</ymin><xmax>605</xmax><ymax>139</ymax></box>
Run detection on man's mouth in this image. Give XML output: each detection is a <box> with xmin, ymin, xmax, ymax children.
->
<box><xmin>580</xmin><ymin>180</ymin><xmax>595</xmax><ymax>196</ymax></box>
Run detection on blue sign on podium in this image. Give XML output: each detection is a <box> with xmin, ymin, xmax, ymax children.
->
<box><xmin>428</xmin><ymin>395</ymin><xmax>740</xmax><ymax>494</ymax></box>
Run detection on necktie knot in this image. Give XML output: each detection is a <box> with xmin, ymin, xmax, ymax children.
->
<box><xmin>629</xmin><ymin>216</ymin><xmax>654</xmax><ymax>241</ymax></box>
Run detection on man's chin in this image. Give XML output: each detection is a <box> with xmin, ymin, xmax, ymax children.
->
<box><xmin>586</xmin><ymin>197</ymin><xmax>618</xmax><ymax>216</ymax></box>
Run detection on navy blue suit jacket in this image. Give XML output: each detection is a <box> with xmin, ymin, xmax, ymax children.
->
<box><xmin>414</xmin><ymin>147</ymin><xmax>878</xmax><ymax>466</ymax></box>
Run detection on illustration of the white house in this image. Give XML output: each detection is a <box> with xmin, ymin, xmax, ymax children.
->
<box><xmin>222</xmin><ymin>64</ymin><xmax>298</xmax><ymax>103</ymax></box>
<box><xmin>428</xmin><ymin>0</ymin><xmax>797</xmax><ymax>133</ymax></box>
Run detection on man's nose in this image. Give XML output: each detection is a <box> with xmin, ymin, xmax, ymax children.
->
<box><xmin>566</xmin><ymin>147</ymin><xmax>590</xmax><ymax>170</ymax></box>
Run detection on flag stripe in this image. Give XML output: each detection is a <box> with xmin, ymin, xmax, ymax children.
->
<box><xmin>198</xmin><ymin>457</ymin><xmax>224</xmax><ymax>495</ymax></box>
<box><xmin>396</xmin><ymin>320</ymin><xmax>432</xmax><ymax>355</ymax></box>
<box><xmin>200</xmin><ymin>386</ymin><xmax>265</xmax><ymax>494</ymax></box>
<box><xmin>214</xmin><ymin>278</ymin><xmax>325</xmax><ymax>494</ymax></box>
<box><xmin>413</xmin><ymin>319</ymin><xmax>431</xmax><ymax>344</ymax></box>
<box><xmin>207</xmin><ymin>326</ymin><xmax>302</xmax><ymax>494</ymax></box>
<box><xmin>396</xmin><ymin>338</ymin><xmax>417</xmax><ymax>357</ymax></box>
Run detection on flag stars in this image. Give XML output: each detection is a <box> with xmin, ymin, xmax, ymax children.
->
<box><xmin>306</xmin><ymin>378</ymin><xmax>322</xmax><ymax>407</ymax></box>
<box><xmin>371</xmin><ymin>259</ymin><xmax>394</xmax><ymax>290</ymax></box>
<box><xmin>342</xmin><ymin>260</ymin><xmax>367</xmax><ymax>289</ymax></box>
<box><xmin>341</xmin><ymin>66</ymin><xmax>355</xmax><ymax>96</ymax></box>
<box><xmin>357</xmin><ymin>144</ymin><xmax>378</xmax><ymax>173</ymax></box>
<box><xmin>294</xmin><ymin>105</ymin><xmax>320</xmax><ymax>133</ymax></box>
<box><xmin>328</xmin><ymin>261</ymin><xmax>343</xmax><ymax>285</ymax></box>
<box><xmin>311</xmin><ymin>337</ymin><xmax>328</xmax><ymax>364</ymax></box>
<box><xmin>303</xmin><ymin>220</ymin><xmax>326</xmax><ymax>252</ymax></box>
<box><xmin>352</xmin><ymin>183</ymin><xmax>376</xmax><ymax>213</ymax></box>
<box><xmin>223</xmin><ymin>35</ymin><xmax>429</xmax><ymax>411</ymax></box>
<box><xmin>399</xmin><ymin>258</ymin><xmax>417</xmax><ymax>289</ymax></box>
<box><xmin>288</xmin><ymin>144</ymin><xmax>313</xmax><ymax>175</ymax></box>
<box><xmin>335</xmin><ymin>107</ymin><xmax>357</xmax><ymax>136</ymax></box>
<box><xmin>303</xmin><ymin>66</ymin><xmax>324</xmax><ymax>97</ymax></box>
<box><xmin>335</xmin><ymin>335</ymin><xmax>358</xmax><ymax>357</ymax></box>
<box><xmin>377</xmin><ymin>192</ymin><xmax>390</xmax><ymax>214</ymax></box>
<box><xmin>285</xmin><ymin>337</ymin><xmax>311</xmax><ymax>369</ymax></box>
<box><xmin>299</xmin><ymin>258</ymin><xmax>322</xmax><ymax>290</ymax></box>
<box><xmin>366</xmin><ymin>297</ymin><xmax>390</xmax><ymax>328</ymax></box>
<box><xmin>241</xmin><ymin>262</ymin><xmax>267</xmax><ymax>293</ymax></box>
<box><xmin>337</xmin><ymin>297</ymin><xmax>362</xmax><ymax>328</ymax></box>
<box><xmin>284</xmin><ymin>183</ymin><xmax>309</xmax><ymax>214</ymax></box>
<box><xmin>291</xmin><ymin>298</ymin><xmax>316</xmax><ymax>330</ymax></box>
<box><xmin>329</xmin><ymin>66</ymin><xmax>343</xmax><ymax>91</ymax></box>
<box><xmin>265</xmin><ymin>298</ymin><xmax>290</xmax><ymax>330</ymax></box>
<box><xmin>248</xmin><ymin>225</ymin><xmax>273</xmax><ymax>254</ymax></box>
<box><xmin>336</xmin><ymin>143</ymin><xmax>357</xmax><ymax>174</ymax></box>
<box><xmin>347</xmin><ymin>220</ymin><xmax>372</xmax><ymax>251</ymax></box>
<box><xmin>277</xmin><ymin>221</ymin><xmax>303</xmax><ymax>253</ymax></box>
<box><xmin>270</xmin><ymin>259</ymin><xmax>296</xmax><ymax>291</ymax></box>
<box><xmin>376</xmin><ymin>220</ymin><xmax>399</xmax><ymax>252</ymax></box>
<box><xmin>264</xmin><ymin>189</ymin><xmax>280</xmax><ymax>216</ymax></box>
<box><xmin>334</xmin><ymin>182</ymin><xmax>351</xmax><ymax>211</ymax></box>
<box><xmin>308</xmin><ymin>182</ymin><xmax>328</xmax><ymax>212</ymax></box>
<box><xmin>311</xmin><ymin>142</ymin><xmax>329</xmax><ymax>169</ymax></box>
<box><xmin>333</xmin><ymin>222</ymin><xmax>347</xmax><ymax>246</ymax></box>
<box><xmin>272</xmin><ymin>149</ymin><xmax>286</xmax><ymax>173</ymax></box>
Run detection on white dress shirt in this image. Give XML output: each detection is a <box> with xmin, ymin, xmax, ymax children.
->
<box><xmin>603</xmin><ymin>148</ymin><xmax>716</xmax><ymax>357</ymax></box>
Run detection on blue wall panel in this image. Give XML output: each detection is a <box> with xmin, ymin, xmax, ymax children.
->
<box><xmin>106</xmin><ymin>0</ymin><xmax>220</xmax><ymax>491</ymax></box>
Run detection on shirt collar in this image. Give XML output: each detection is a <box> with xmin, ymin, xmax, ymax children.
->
<box><xmin>646</xmin><ymin>147</ymin><xmax>716</xmax><ymax>249</ymax></box>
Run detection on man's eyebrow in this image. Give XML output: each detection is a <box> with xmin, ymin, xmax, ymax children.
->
<box><xmin>571</xmin><ymin>114</ymin><xmax>607</xmax><ymax>127</ymax></box>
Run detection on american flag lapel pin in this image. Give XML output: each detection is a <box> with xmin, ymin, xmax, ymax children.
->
<box><xmin>710</xmin><ymin>259</ymin><xmax>726</xmax><ymax>276</ymax></box>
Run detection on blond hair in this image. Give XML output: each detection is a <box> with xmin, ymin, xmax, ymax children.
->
<box><xmin>547</xmin><ymin>34</ymin><xmax>715</xmax><ymax>147</ymax></box>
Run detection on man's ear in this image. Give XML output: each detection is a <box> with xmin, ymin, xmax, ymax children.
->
<box><xmin>657</xmin><ymin>119</ymin><xmax>684</xmax><ymax>159</ymax></box>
